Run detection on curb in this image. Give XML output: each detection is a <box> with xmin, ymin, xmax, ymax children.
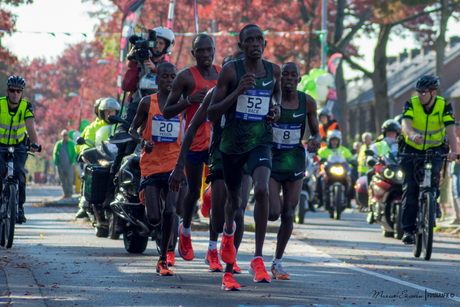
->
<box><xmin>41</xmin><ymin>197</ymin><xmax>79</xmax><ymax>207</ymax></box>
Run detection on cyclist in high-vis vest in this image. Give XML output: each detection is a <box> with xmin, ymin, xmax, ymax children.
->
<box><xmin>1</xmin><ymin>76</ymin><xmax>40</xmax><ymax>224</ymax></box>
<box><xmin>400</xmin><ymin>75</ymin><xmax>458</xmax><ymax>245</ymax></box>
<box><xmin>318</xmin><ymin>108</ymin><xmax>341</xmax><ymax>148</ymax></box>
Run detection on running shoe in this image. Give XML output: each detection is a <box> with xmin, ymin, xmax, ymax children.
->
<box><xmin>220</xmin><ymin>232</ymin><xmax>236</xmax><ymax>264</ymax></box>
<box><xmin>233</xmin><ymin>262</ymin><xmax>242</xmax><ymax>274</ymax></box>
<box><xmin>156</xmin><ymin>260</ymin><xmax>173</xmax><ymax>276</ymax></box>
<box><xmin>271</xmin><ymin>262</ymin><xmax>290</xmax><ymax>280</ymax></box>
<box><xmin>248</xmin><ymin>258</ymin><xmax>271</xmax><ymax>283</ymax></box>
<box><xmin>178</xmin><ymin>223</ymin><xmax>194</xmax><ymax>261</ymax></box>
<box><xmin>167</xmin><ymin>251</ymin><xmax>175</xmax><ymax>267</ymax></box>
<box><xmin>221</xmin><ymin>272</ymin><xmax>241</xmax><ymax>291</ymax></box>
<box><xmin>205</xmin><ymin>249</ymin><xmax>223</xmax><ymax>272</ymax></box>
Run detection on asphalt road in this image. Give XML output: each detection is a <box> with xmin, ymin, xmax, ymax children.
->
<box><xmin>0</xmin><ymin>185</ymin><xmax>459</xmax><ymax>307</ymax></box>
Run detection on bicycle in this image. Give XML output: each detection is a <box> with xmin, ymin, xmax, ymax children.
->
<box><xmin>0</xmin><ymin>145</ymin><xmax>40</xmax><ymax>248</ymax></box>
<box><xmin>397</xmin><ymin>150</ymin><xmax>455</xmax><ymax>260</ymax></box>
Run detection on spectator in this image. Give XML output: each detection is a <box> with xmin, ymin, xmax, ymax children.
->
<box><xmin>53</xmin><ymin>130</ymin><xmax>76</xmax><ymax>199</ymax></box>
<box><xmin>450</xmin><ymin>121</ymin><xmax>460</xmax><ymax>225</ymax></box>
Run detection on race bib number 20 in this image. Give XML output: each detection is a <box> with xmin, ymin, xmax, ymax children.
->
<box><xmin>236</xmin><ymin>89</ymin><xmax>270</xmax><ymax>121</ymax></box>
<box><xmin>151</xmin><ymin>115</ymin><xmax>180</xmax><ymax>143</ymax></box>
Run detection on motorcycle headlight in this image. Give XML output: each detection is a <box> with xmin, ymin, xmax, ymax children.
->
<box><xmin>383</xmin><ymin>168</ymin><xmax>395</xmax><ymax>179</ymax></box>
<box><xmin>98</xmin><ymin>160</ymin><xmax>110</xmax><ymax>167</ymax></box>
<box><xmin>8</xmin><ymin>147</ymin><xmax>14</xmax><ymax>153</ymax></box>
<box><xmin>425</xmin><ymin>163</ymin><xmax>432</xmax><ymax>170</ymax></box>
<box><xmin>330</xmin><ymin>166</ymin><xmax>344</xmax><ymax>176</ymax></box>
<box><xmin>396</xmin><ymin>170</ymin><xmax>403</xmax><ymax>179</ymax></box>
<box><xmin>305</xmin><ymin>170</ymin><xmax>309</xmax><ymax>177</ymax></box>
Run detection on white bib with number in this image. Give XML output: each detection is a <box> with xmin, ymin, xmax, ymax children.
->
<box><xmin>151</xmin><ymin>115</ymin><xmax>180</xmax><ymax>143</ymax></box>
<box><xmin>273</xmin><ymin>123</ymin><xmax>301</xmax><ymax>149</ymax></box>
<box><xmin>236</xmin><ymin>89</ymin><xmax>270</xmax><ymax>121</ymax></box>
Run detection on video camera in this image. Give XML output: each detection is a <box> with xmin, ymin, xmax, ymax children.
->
<box><xmin>127</xmin><ymin>30</ymin><xmax>157</xmax><ymax>62</ymax></box>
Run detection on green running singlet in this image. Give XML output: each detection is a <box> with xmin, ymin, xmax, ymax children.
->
<box><xmin>220</xmin><ymin>59</ymin><xmax>275</xmax><ymax>155</ymax></box>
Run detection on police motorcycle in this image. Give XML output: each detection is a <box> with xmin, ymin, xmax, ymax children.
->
<box><xmin>296</xmin><ymin>151</ymin><xmax>319</xmax><ymax>224</ymax></box>
<box><xmin>76</xmin><ymin>125</ymin><xmax>118</xmax><ymax>237</ymax></box>
<box><xmin>361</xmin><ymin>147</ymin><xmax>404</xmax><ymax>239</ymax></box>
<box><xmin>108</xmin><ymin>115</ymin><xmax>178</xmax><ymax>254</ymax></box>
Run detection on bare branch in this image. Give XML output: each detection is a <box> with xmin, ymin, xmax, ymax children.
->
<box><xmin>337</xmin><ymin>8</ymin><xmax>373</xmax><ymax>50</ymax></box>
<box><xmin>389</xmin><ymin>7</ymin><xmax>443</xmax><ymax>27</ymax></box>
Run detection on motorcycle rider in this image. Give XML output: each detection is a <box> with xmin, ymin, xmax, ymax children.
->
<box><xmin>102</xmin><ymin>27</ymin><xmax>176</xmax><ymax>218</ymax></box>
<box><xmin>318</xmin><ymin>108</ymin><xmax>341</xmax><ymax>148</ymax></box>
<box><xmin>400</xmin><ymin>75</ymin><xmax>458</xmax><ymax>244</ymax></box>
<box><xmin>367</xmin><ymin>120</ymin><xmax>400</xmax><ymax>164</ymax></box>
<box><xmin>1</xmin><ymin>76</ymin><xmax>40</xmax><ymax>224</ymax></box>
<box><xmin>357</xmin><ymin>132</ymin><xmax>372</xmax><ymax>176</ymax></box>
<box><xmin>75</xmin><ymin>98</ymin><xmax>121</xmax><ymax>219</ymax></box>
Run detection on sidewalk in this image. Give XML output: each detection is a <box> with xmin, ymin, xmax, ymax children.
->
<box><xmin>26</xmin><ymin>184</ymin><xmax>79</xmax><ymax>207</ymax></box>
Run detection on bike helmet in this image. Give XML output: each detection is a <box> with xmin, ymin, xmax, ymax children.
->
<box><xmin>94</xmin><ymin>98</ymin><xmax>105</xmax><ymax>117</ymax></box>
<box><xmin>7</xmin><ymin>76</ymin><xmax>26</xmax><ymax>89</ymax></box>
<box><xmin>394</xmin><ymin>114</ymin><xmax>403</xmax><ymax>125</ymax></box>
<box><xmin>98</xmin><ymin>98</ymin><xmax>121</xmax><ymax>124</ymax></box>
<box><xmin>326</xmin><ymin>129</ymin><xmax>342</xmax><ymax>147</ymax></box>
<box><xmin>318</xmin><ymin>107</ymin><xmax>332</xmax><ymax>120</ymax></box>
<box><xmin>153</xmin><ymin>27</ymin><xmax>175</xmax><ymax>54</ymax></box>
<box><xmin>381</xmin><ymin>119</ymin><xmax>401</xmax><ymax>137</ymax></box>
<box><xmin>415</xmin><ymin>75</ymin><xmax>440</xmax><ymax>90</ymax></box>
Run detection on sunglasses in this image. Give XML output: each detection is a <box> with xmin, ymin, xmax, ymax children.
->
<box><xmin>8</xmin><ymin>88</ymin><xmax>23</xmax><ymax>94</ymax></box>
<box><xmin>416</xmin><ymin>90</ymin><xmax>429</xmax><ymax>96</ymax></box>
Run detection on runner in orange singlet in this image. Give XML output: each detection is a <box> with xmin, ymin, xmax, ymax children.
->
<box><xmin>129</xmin><ymin>63</ymin><xmax>181</xmax><ymax>276</ymax></box>
<box><xmin>163</xmin><ymin>34</ymin><xmax>220</xmax><ymax>262</ymax></box>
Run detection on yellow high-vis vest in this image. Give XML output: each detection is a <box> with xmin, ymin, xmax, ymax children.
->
<box><xmin>404</xmin><ymin>96</ymin><xmax>446</xmax><ymax>151</ymax></box>
<box><xmin>0</xmin><ymin>98</ymin><xmax>28</xmax><ymax>145</ymax></box>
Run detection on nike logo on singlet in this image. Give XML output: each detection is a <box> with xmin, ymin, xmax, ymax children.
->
<box><xmin>295</xmin><ymin>172</ymin><xmax>303</xmax><ymax>176</ymax></box>
<box><xmin>292</xmin><ymin>113</ymin><xmax>304</xmax><ymax>118</ymax></box>
<box><xmin>262</xmin><ymin>81</ymin><xmax>273</xmax><ymax>86</ymax></box>
<box><xmin>259</xmin><ymin>158</ymin><xmax>269</xmax><ymax>161</ymax></box>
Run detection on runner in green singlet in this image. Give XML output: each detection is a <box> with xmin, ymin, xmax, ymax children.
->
<box><xmin>268</xmin><ymin>62</ymin><xmax>320</xmax><ymax>280</ymax></box>
<box><xmin>208</xmin><ymin>24</ymin><xmax>281</xmax><ymax>284</ymax></box>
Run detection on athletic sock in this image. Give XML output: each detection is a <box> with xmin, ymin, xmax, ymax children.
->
<box><xmin>208</xmin><ymin>240</ymin><xmax>218</xmax><ymax>251</ymax></box>
<box><xmin>181</xmin><ymin>225</ymin><xmax>191</xmax><ymax>237</ymax></box>
<box><xmin>223</xmin><ymin>221</ymin><xmax>236</xmax><ymax>236</ymax></box>
<box><xmin>272</xmin><ymin>257</ymin><xmax>282</xmax><ymax>266</ymax></box>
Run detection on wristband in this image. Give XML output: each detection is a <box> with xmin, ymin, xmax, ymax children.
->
<box><xmin>186</xmin><ymin>97</ymin><xmax>192</xmax><ymax>105</ymax></box>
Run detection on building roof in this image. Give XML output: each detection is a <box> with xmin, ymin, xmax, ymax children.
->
<box><xmin>347</xmin><ymin>42</ymin><xmax>460</xmax><ymax>106</ymax></box>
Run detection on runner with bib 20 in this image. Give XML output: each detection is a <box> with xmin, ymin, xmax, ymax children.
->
<box><xmin>268</xmin><ymin>62</ymin><xmax>320</xmax><ymax>280</ymax></box>
<box><xmin>208</xmin><ymin>24</ymin><xmax>281</xmax><ymax>284</ymax></box>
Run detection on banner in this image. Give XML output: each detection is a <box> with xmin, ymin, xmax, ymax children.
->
<box><xmin>117</xmin><ymin>0</ymin><xmax>146</xmax><ymax>101</ymax></box>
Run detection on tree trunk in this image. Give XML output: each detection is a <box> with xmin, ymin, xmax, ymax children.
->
<box><xmin>372</xmin><ymin>24</ymin><xmax>392</xmax><ymax>133</ymax></box>
<box><xmin>334</xmin><ymin>0</ymin><xmax>347</xmax><ymax>145</ymax></box>
<box><xmin>435</xmin><ymin>0</ymin><xmax>450</xmax><ymax>95</ymax></box>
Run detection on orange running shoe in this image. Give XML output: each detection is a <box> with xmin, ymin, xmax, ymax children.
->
<box><xmin>201</xmin><ymin>185</ymin><xmax>211</xmax><ymax>218</ymax></box>
<box><xmin>271</xmin><ymin>263</ymin><xmax>290</xmax><ymax>280</ymax></box>
<box><xmin>178</xmin><ymin>223</ymin><xmax>194</xmax><ymax>261</ymax></box>
<box><xmin>205</xmin><ymin>249</ymin><xmax>223</xmax><ymax>272</ymax></box>
<box><xmin>221</xmin><ymin>272</ymin><xmax>241</xmax><ymax>291</ymax></box>
<box><xmin>233</xmin><ymin>262</ymin><xmax>242</xmax><ymax>274</ymax></box>
<box><xmin>167</xmin><ymin>251</ymin><xmax>175</xmax><ymax>267</ymax></box>
<box><xmin>156</xmin><ymin>260</ymin><xmax>173</xmax><ymax>276</ymax></box>
<box><xmin>248</xmin><ymin>258</ymin><xmax>271</xmax><ymax>283</ymax></box>
<box><xmin>220</xmin><ymin>232</ymin><xmax>236</xmax><ymax>264</ymax></box>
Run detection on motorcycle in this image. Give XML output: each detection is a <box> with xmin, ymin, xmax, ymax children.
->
<box><xmin>296</xmin><ymin>151</ymin><xmax>319</xmax><ymax>224</ymax></box>
<box><xmin>77</xmin><ymin>125</ymin><xmax>117</xmax><ymax>238</ymax></box>
<box><xmin>364</xmin><ymin>149</ymin><xmax>404</xmax><ymax>239</ymax></box>
<box><xmin>318</xmin><ymin>153</ymin><xmax>352</xmax><ymax>220</ymax></box>
<box><xmin>108</xmin><ymin>115</ymin><xmax>178</xmax><ymax>254</ymax></box>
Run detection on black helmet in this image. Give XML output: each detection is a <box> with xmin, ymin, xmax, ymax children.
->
<box><xmin>381</xmin><ymin>119</ymin><xmax>401</xmax><ymax>137</ymax></box>
<box><xmin>318</xmin><ymin>107</ymin><xmax>332</xmax><ymax>119</ymax></box>
<box><xmin>415</xmin><ymin>75</ymin><xmax>439</xmax><ymax>90</ymax></box>
<box><xmin>394</xmin><ymin>114</ymin><xmax>403</xmax><ymax>125</ymax></box>
<box><xmin>7</xmin><ymin>76</ymin><xmax>26</xmax><ymax>89</ymax></box>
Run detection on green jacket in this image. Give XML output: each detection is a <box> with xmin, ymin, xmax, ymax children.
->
<box><xmin>357</xmin><ymin>144</ymin><xmax>369</xmax><ymax>174</ymax></box>
<box><xmin>75</xmin><ymin>118</ymin><xmax>107</xmax><ymax>154</ymax></box>
<box><xmin>318</xmin><ymin>145</ymin><xmax>353</xmax><ymax>161</ymax></box>
<box><xmin>53</xmin><ymin>139</ymin><xmax>77</xmax><ymax>165</ymax></box>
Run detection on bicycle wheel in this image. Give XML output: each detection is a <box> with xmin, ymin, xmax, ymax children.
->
<box><xmin>422</xmin><ymin>191</ymin><xmax>435</xmax><ymax>260</ymax></box>
<box><xmin>5</xmin><ymin>184</ymin><xmax>17</xmax><ymax>248</ymax></box>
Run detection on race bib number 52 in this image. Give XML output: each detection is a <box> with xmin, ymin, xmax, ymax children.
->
<box><xmin>151</xmin><ymin>115</ymin><xmax>180</xmax><ymax>143</ymax></box>
<box><xmin>236</xmin><ymin>89</ymin><xmax>270</xmax><ymax>121</ymax></box>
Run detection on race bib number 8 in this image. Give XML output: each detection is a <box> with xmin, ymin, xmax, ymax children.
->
<box><xmin>151</xmin><ymin>115</ymin><xmax>180</xmax><ymax>143</ymax></box>
<box><xmin>236</xmin><ymin>89</ymin><xmax>270</xmax><ymax>121</ymax></box>
<box><xmin>273</xmin><ymin>123</ymin><xmax>301</xmax><ymax>149</ymax></box>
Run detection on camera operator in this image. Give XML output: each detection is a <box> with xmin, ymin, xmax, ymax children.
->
<box><xmin>103</xmin><ymin>27</ymin><xmax>175</xmax><ymax>231</ymax></box>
